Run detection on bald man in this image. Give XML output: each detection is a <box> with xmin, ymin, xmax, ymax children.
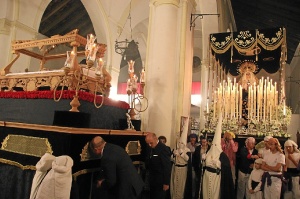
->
<box><xmin>91</xmin><ymin>136</ymin><xmax>144</xmax><ymax>199</ymax></box>
<box><xmin>145</xmin><ymin>133</ymin><xmax>172</xmax><ymax>199</ymax></box>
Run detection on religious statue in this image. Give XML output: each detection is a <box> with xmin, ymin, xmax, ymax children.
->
<box><xmin>238</xmin><ymin>61</ymin><xmax>259</xmax><ymax>90</ymax></box>
<box><xmin>126</xmin><ymin>113</ymin><xmax>135</xmax><ymax>130</ymax></box>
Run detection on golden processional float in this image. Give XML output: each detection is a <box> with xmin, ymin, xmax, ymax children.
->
<box><xmin>202</xmin><ymin>27</ymin><xmax>292</xmax><ymax>137</ymax></box>
<box><xmin>0</xmin><ymin>29</ymin><xmax>111</xmax><ymax>112</ymax></box>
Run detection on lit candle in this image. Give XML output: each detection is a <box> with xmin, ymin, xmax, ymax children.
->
<box><xmin>64</xmin><ymin>51</ymin><xmax>75</xmax><ymax>68</ymax></box>
<box><xmin>275</xmin><ymin>91</ymin><xmax>278</xmax><ymax>120</ymax></box>
<box><xmin>239</xmin><ymin>85</ymin><xmax>242</xmax><ymax>119</ymax></box>
<box><xmin>86</xmin><ymin>34</ymin><xmax>96</xmax><ymax>51</ymax></box>
<box><xmin>128</xmin><ymin>60</ymin><xmax>135</xmax><ymax>75</ymax></box>
<box><xmin>132</xmin><ymin>75</ymin><xmax>138</xmax><ymax>90</ymax></box>
<box><xmin>213</xmin><ymin>91</ymin><xmax>216</xmax><ymax>119</ymax></box>
<box><xmin>126</xmin><ymin>78</ymin><xmax>132</xmax><ymax>93</ymax></box>
<box><xmin>253</xmin><ymin>83</ymin><xmax>256</xmax><ymax>120</ymax></box>
<box><xmin>248</xmin><ymin>86</ymin><xmax>252</xmax><ymax>120</ymax></box>
<box><xmin>96</xmin><ymin>58</ymin><xmax>104</xmax><ymax>76</ymax></box>
<box><xmin>140</xmin><ymin>67</ymin><xmax>145</xmax><ymax>83</ymax></box>
<box><xmin>263</xmin><ymin>81</ymin><xmax>266</xmax><ymax>121</ymax></box>
<box><xmin>87</xmin><ymin>43</ymin><xmax>98</xmax><ymax>61</ymax></box>
<box><xmin>257</xmin><ymin>85</ymin><xmax>260</xmax><ymax>121</ymax></box>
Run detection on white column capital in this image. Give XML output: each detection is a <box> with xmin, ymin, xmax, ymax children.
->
<box><xmin>150</xmin><ymin>0</ymin><xmax>180</xmax><ymax>7</ymax></box>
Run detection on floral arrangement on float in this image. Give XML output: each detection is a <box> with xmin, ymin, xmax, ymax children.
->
<box><xmin>200</xmin><ymin>104</ymin><xmax>292</xmax><ymax>138</ymax></box>
<box><xmin>252</xmin><ymin>104</ymin><xmax>292</xmax><ymax>138</ymax></box>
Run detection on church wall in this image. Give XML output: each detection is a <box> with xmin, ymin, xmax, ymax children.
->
<box><xmin>288</xmin><ymin>114</ymin><xmax>300</xmax><ymax>142</ymax></box>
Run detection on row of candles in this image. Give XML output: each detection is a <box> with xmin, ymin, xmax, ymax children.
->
<box><xmin>210</xmin><ymin>77</ymin><xmax>283</xmax><ymax>122</ymax></box>
<box><xmin>248</xmin><ymin>77</ymin><xmax>279</xmax><ymax>121</ymax></box>
<box><xmin>212</xmin><ymin>78</ymin><xmax>242</xmax><ymax>120</ymax></box>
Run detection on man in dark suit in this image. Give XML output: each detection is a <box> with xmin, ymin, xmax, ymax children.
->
<box><xmin>91</xmin><ymin>136</ymin><xmax>144</xmax><ymax>199</ymax></box>
<box><xmin>145</xmin><ymin>133</ymin><xmax>172</xmax><ymax>199</ymax></box>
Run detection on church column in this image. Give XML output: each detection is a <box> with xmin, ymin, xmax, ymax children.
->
<box><xmin>198</xmin><ymin>0</ymin><xmax>219</xmax><ymax>131</ymax></box>
<box><xmin>175</xmin><ymin>0</ymin><xmax>196</xmax><ymax>144</ymax></box>
<box><xmin>199</xmin><ymin>58</ymin><xmax>209</xmax><ymax>130</ymax></box>
<box><xmin>143</xmin><ymin>0</ymin><xmax>195</xmax><ymax>147</ymax></box>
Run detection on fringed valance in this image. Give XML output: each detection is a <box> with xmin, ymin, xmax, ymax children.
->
<box><xmin>209</xmin><ymin>27</ymin><xmax>286</xmax><ymax>76</ymax></box>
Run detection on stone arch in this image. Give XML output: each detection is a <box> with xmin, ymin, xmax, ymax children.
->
<box><xmin>32</xmin><ymin>0</ymin><xmax>51</xmax><ymax>33</ymax></box>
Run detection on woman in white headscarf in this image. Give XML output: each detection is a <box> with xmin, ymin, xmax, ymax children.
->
<box><xmin>284</xmin><ymin>139</ymin><xmax>300</xmax><ymax>199</ymax></box>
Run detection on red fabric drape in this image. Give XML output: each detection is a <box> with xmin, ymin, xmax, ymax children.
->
<box><xmin>0</xmin><ymin>90</ymin><xmax>130</xmax><ymax>109</ymax></box>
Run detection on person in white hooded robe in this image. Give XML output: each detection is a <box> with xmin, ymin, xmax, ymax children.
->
<box><xmin>170</xmin><ymin>140</ymin><xmax>190</xmax><ymax>199</ymax></box>
<box><xmin>202</xmin><ymin>114</ymin><xmax>235</xmax><ymax>199</ymax></box>
<box><xmin>30</xmin><ymin>153</ymin><xmax>56</xmax><ymax>199</ymax></box>
<box><xmin>35</xmin><ymin>155</ymin><xmax>74</xmax><ymax>199</ymax></box>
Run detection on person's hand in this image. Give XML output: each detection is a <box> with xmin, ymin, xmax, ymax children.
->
<box><xmin>249</xmin><ymin>189</ymin><xmax>255</xmax><ymax>194</ymax></box>
<box><xmin>288</xmin><ymin>154</ymin><xmax>294</xmax><ymax>161</ymax></box>
<box><xmin>96</xmin><ymin>179</ymin><xmax>104</xmax><ymax>188</ymax></box>
<box><xmin>163</xmin><ymin>184</ymin><xmax>169</xmax><ymax>191</ymax></box>
<box><xmin>173</xmin><ymin>150</ymin><xmax>179</xmax><ymax>156</ymax></box>
<box><xmin>178</xmin><ymin>149</ymin><xmax>183</xmax><ymax>154</ymax></box>
<box><xmin>251</xmin><ymin>155</ymin><xmax>259</xmax><ymax>159</ymax></box>
<box><xmin>249</xmin><ymin>163</ymin><xmax>254</xmax><ymax>169</ymax></box>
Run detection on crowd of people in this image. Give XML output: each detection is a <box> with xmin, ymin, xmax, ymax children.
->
<box><xmin>144</xmin><ymin>132</ymin><xmax>300</xmax><ymax>199</ymax></box>
<box><xmin>39</xmin><ymin>133</ymin><xmax>297</xmax><ymax>199</ymax></box>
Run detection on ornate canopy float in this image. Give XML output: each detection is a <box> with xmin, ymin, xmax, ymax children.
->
<box><xmin>0</xmin><ymin>29</ymin><xmax>112</xmax><ymax>111</ymax></box>
<box><xmin>203</xmin><ymin>27</ymin><xmax>291</xmax><ymax>137</ymax></box>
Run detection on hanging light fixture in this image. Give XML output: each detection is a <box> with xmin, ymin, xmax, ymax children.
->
<box><xmin>114</xmin><ymin>0</ymin><xmax>139</xmax><ymax>60</ymax></box>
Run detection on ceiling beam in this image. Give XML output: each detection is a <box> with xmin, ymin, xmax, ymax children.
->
<box><xmin>39</xmin><ymin>5</ymin><xmax>80</xmax><ymax>35</ymax></box>
<box><xmin>41</xmin><ymin>0</ymin><xmax>71</xmax><ymax>23</ymax></box>
<box><xmin>55</xmin><ymin>12</ymin><xmax>89</xmax><ymax>35</ymax></box>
